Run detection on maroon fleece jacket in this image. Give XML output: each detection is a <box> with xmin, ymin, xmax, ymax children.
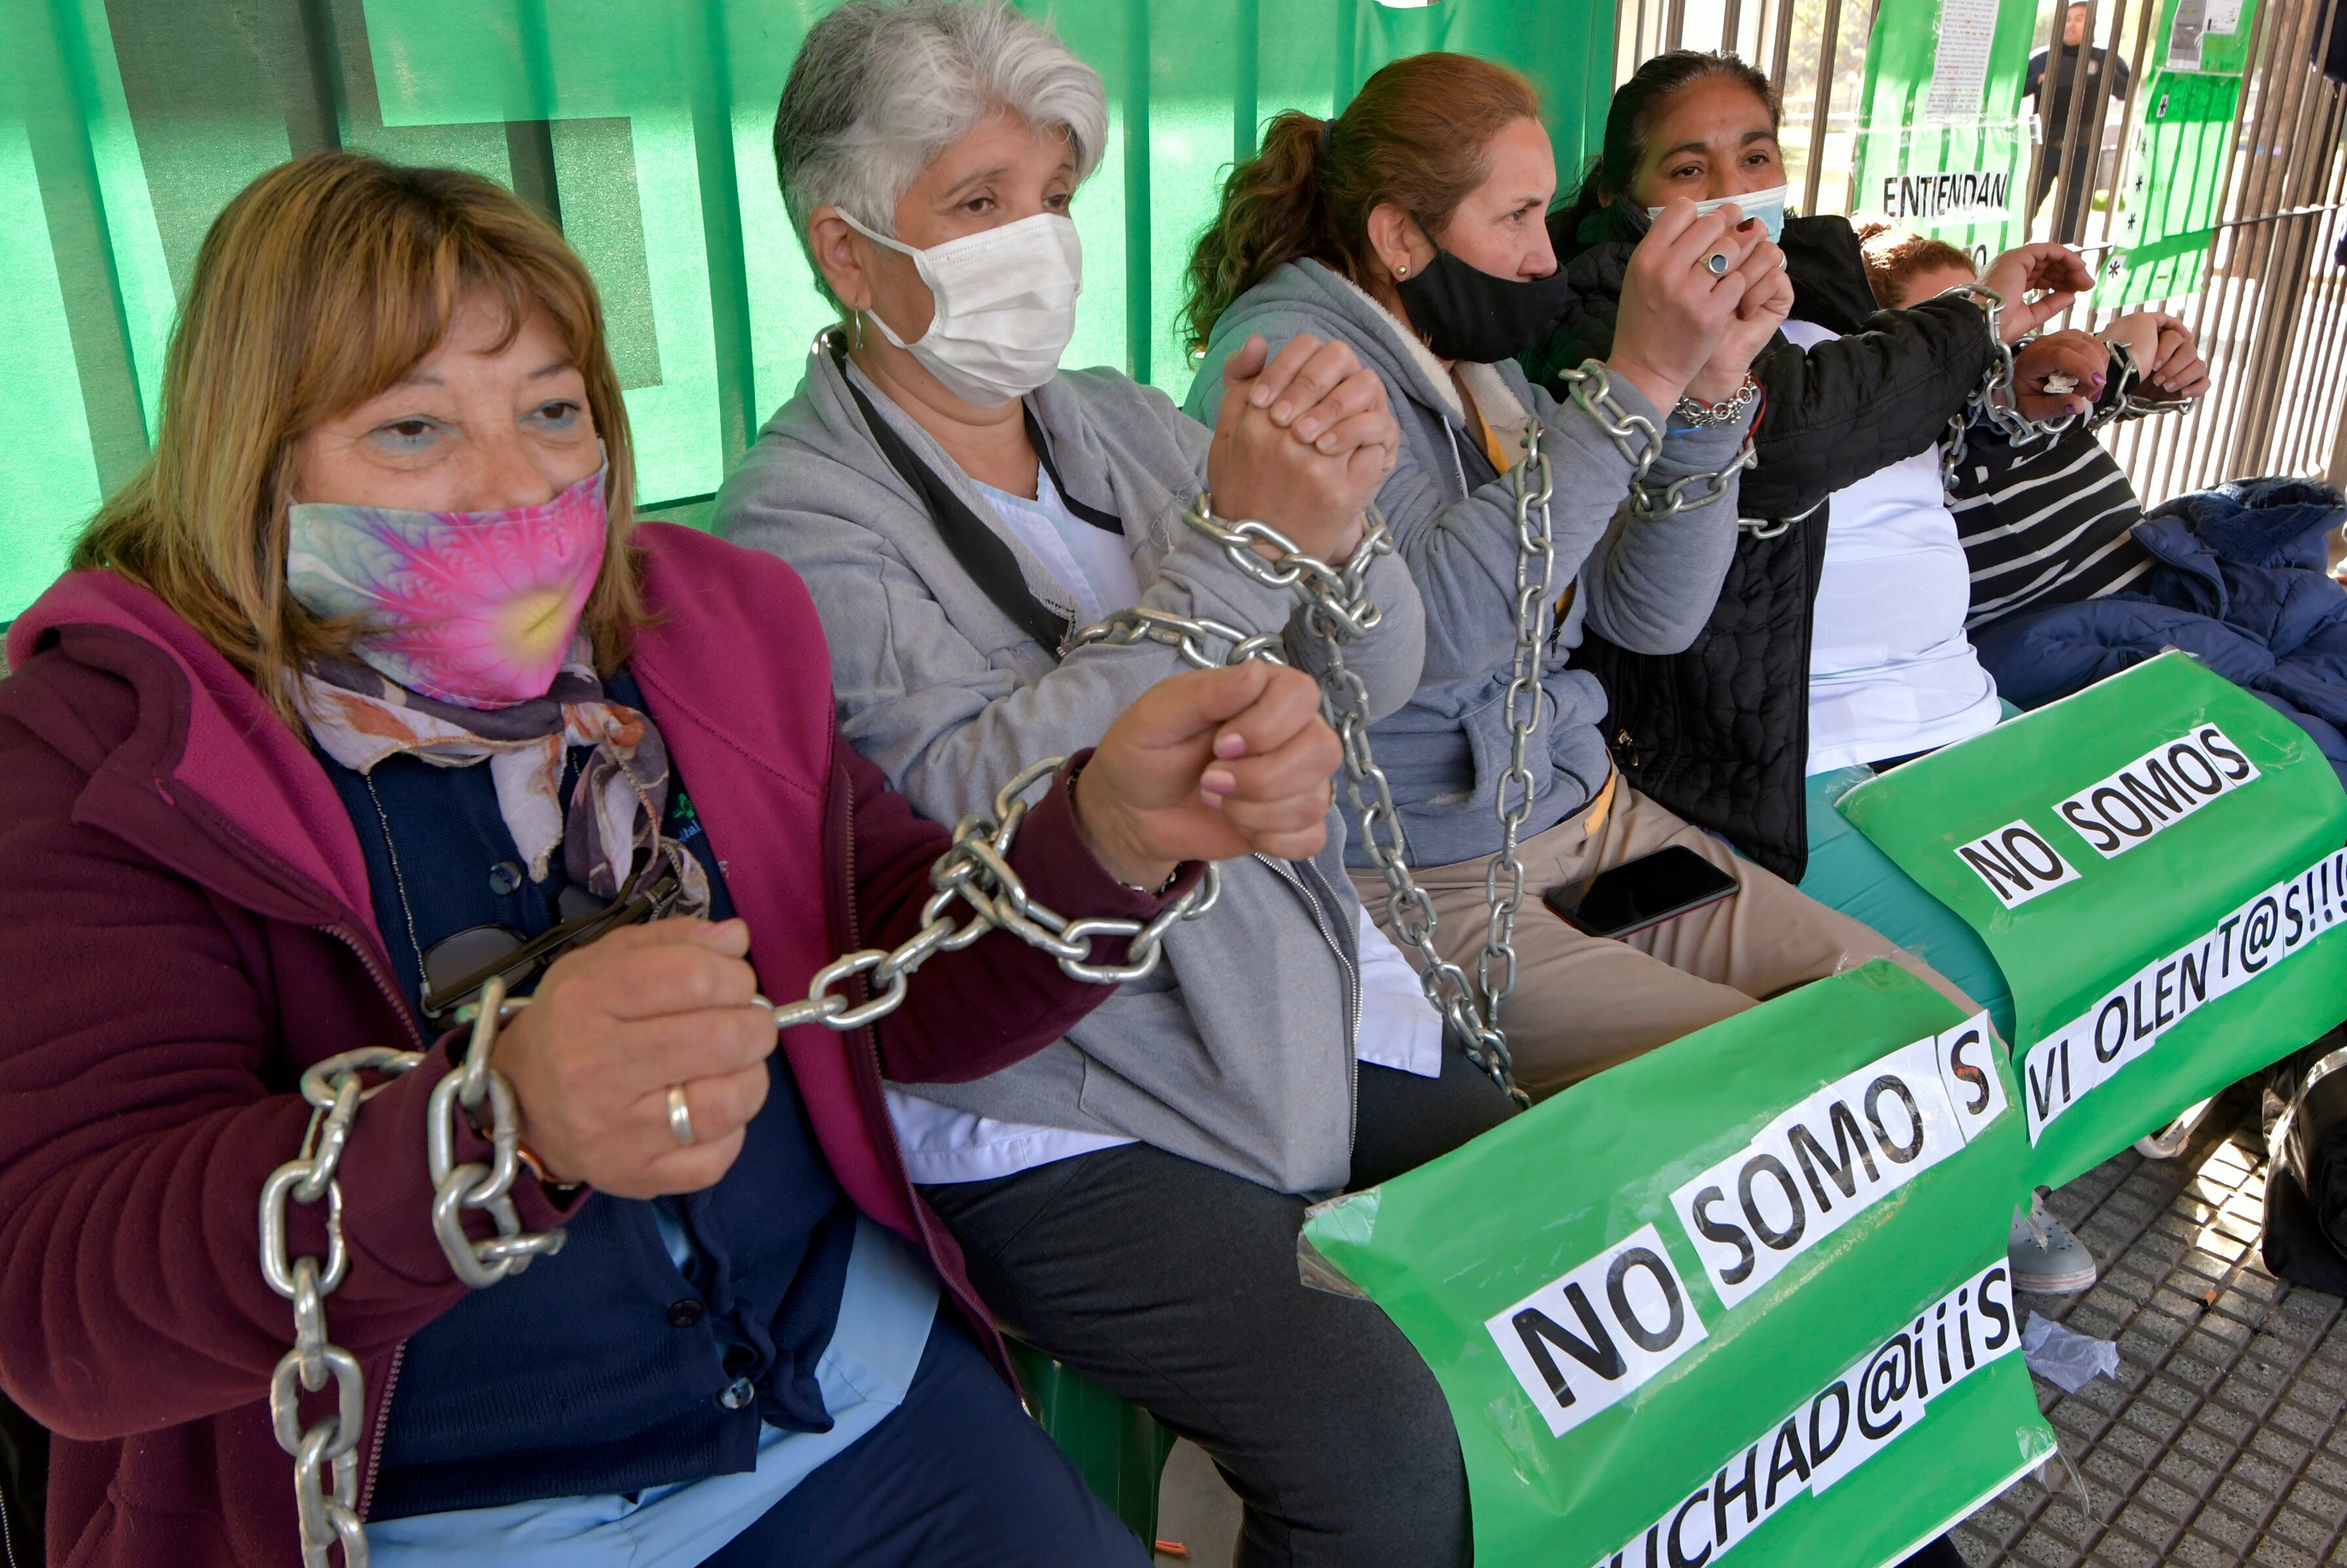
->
<box><xmin>0</xmin><ymin>523</ymin><xmax>1185</xmax><ymax>1568</ymax></box>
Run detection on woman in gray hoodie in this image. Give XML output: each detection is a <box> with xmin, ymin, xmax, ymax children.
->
<box><xmin>715</xmin><ymin>5</ymin><xmax>1513</xmax><ymax>1563</ymax></box>
<box><xmin>1185</xmin><ymin>52</ymin><xmax>1973</xmax><ymax>1101</ymax></box>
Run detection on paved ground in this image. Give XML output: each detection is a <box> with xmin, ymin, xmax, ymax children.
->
<box><xmin>1953</xmin><ymin>1093</ymin><xmax>2347</xmax><ymax>1568</ymax></box>
<box><xmin>1153</xmin><ymin>1089</ymin><xmax>2347</xmax><ymax>1566</ymax></box>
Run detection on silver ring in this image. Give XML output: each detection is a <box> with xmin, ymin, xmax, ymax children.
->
<box><xmin>1705</xmin><ymin>251</ymin><xmax>1730</xmax><ymax>276</ymax></box>
<box><xmin>666</xmin><ymin>1084</ymin><xmax>696</xmax><ymax>1146</ymax></box>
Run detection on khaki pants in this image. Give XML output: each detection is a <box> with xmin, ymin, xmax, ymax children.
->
<box><xmin>1351</xmin><ymin>782</ymin><xmax>1972</xmax><ymax>1100</ymax></box>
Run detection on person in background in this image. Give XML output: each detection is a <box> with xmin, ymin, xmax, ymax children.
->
<box><xmin>1181</xmin><ymin>50</ymin><xmax>1972</xmax><ymax>1100</ymax></box>
<box><xmin>1528</xmin><ymin>49</ymin><xmax>2109</xmax><ymax>1296</ymax></box>
<box><xmin>2027</xmin><ymin>1</ymin><xmax>2134</xmax><ymax>238</ymax></box>
<box><xmin>716</xmin><ymin>6</ymin><xmax>1504</xmax><ymax>1563</ymax></box>
<box><xmin>1866</xmin><ymin>228</ymin><xmax>2347</xmax><ymax>797</ymax></box>
<box><xmin>0</xmin><ymin>153</ymin><xmax>1349</xmax><ymax>1568</ymax></box>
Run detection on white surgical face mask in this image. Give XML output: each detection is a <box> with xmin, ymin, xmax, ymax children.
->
<box><xmin>840</xmin><ymin>209</ymin><xmax>1082</xmax><ymax>407</ymax></box>
<box><xmin>1646</xmin><ymin>182</ymin><xmax>1790</xmax><ymax>243</ymax></box>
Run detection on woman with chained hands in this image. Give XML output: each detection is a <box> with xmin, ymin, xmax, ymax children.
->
<box><xmin>1531</xmin><ymin>51</ymin><xmax>2109</xmax><ymax>1295</ymax></box>
<box><xmin>1183</xmin><ymin>52</ymin><xmax>1968</xmax><ymax>1100</ymax></box>
<box><xmin>712</xmin><ymin>6</ymin><xmax>1518</xmax><ymax>1563</ymax></box>
<box><xmin>0</xmin><ymin>154</ymin><xmax>1348</xmax><ymax>1568</ymax></box>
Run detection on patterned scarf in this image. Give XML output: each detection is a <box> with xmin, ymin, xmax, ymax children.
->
<box><xmin>295</xmin><ymin>638</ymin><xmax>711</xmax><ymax>917</ymax></box>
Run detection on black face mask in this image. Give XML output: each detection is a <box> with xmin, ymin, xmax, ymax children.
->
<box><xmin>1394</xmin><ymin>242</ymin><xmax>1579</xmax><ymax>364</ymax></box>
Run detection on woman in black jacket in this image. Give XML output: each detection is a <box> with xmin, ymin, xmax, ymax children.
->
<box><xmin>1522</xmin><ymin>50</ymin><xmax>2109</xmax><ymax>1297</ymax></box>
<box><xmin>1526</xmin><ymin>52</ymin><xmax>2101</xmax><ymax>883</ymax></box>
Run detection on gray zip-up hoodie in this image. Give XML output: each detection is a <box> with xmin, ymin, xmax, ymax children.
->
<box><xmin>1187</xmin><ymin>259</ymin><xmax>1752</xmax><ymax>868</ymax></box>
<box><xmin>714</xmin><ymin>340</ymin><xmax>1427</xmax><ymax>1195</ymax></box>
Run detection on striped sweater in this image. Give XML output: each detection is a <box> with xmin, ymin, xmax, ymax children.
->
<box><xmin>1946</xmin><ymin>349</ymin><xmax>2165</xmax><ymax>630</ymax></box>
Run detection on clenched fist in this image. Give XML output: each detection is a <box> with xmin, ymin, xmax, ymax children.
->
<box><xmin>1073</xmin><ymin>661</ymin><xmax>1345</xmax><ymax>886</ymax></box>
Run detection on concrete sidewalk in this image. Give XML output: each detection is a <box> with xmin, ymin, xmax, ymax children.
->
<box><xmin>1953</xmin><ymin>1095</ymin><xmax>2347</xmax><ymax>1567</ymax></box>
<box><xmin>1153</xmin><ymin>1093</ymin><xmax>2347</xmax><ymax>1567</ymax></box>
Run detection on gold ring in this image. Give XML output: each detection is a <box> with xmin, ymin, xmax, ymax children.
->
<box><xmin>666</xmin><ymin>1084</ymin><xmax>696</xmax><ymax>1146</ymax></box>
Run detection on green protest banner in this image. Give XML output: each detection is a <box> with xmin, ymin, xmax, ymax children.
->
<box><xmin>2103</xmin><ymin>0</ymin><xmax>2261</xmax><ymax>305</ymax></box>
<box><xmin>1837</xmin><ymin>653</ymin><xmax>2347</xmax><ymax>1191</ymax></box>
<box><xmin>1303</xmin><ymin>962</ymin><xmax>2055</xmax><ymax>1568</ymax></box>
<box><xmin>1851</xmin><ymin>0</ymin><xmax>2041</xmax><ymax>264</ymax></box>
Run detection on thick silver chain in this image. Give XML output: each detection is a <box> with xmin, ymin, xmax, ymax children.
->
<box><xmin>260</xmin><ymin>768</ymin><xmax>1213</xmax><ymax>1564</ymax></box>
<box><xmin>1631</xmin><ymin>429</ymin><xmax>1759</xmax><ymax>520</ymax></box>
<box><xmin>1477</xmin><ymin>426</ymin><xmax>1559</xmax><ymax>1041</ymax></box>
<box><xmin>1067</xmin><ymin>393</ymin><xmax>1620</xmax><ymax>1106</ymax></box>
<box><xmin>766</xmin><ymin>756</ymin><xmax>1221</xmax><ymax>1026</ymax></box>
<box><xmin>1936</xmin><ymin>292</ymin><xmax>2198</xmax><ymax>485</ymax></box>
<box><xmin>259</xmin><ymin>985</ymin><xmax>563</xmax><ymax>1568</ymax></box>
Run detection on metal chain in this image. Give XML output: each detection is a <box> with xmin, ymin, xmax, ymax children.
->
<box><xmin>1477</xmin><ymin>426</ymin><xmax>1559</xmax><ymax>1046</ymax></box>
<box><xmin>2104</xmin><ymin>337</ymin><xmax>2200</xmax><ymax>425</ymax></box>
<box><xmin>1065</xmin><ymin>416</ymin><xmax>1573</xmax><ymax>1104</ymax></box>
<box><xmin>1551</xmin><ymin>358</ymin><xmax>1665</xmax><ymax>483</ymax></box>
<box><xmin>261</xmin><ymin>763</ymin><xmax>1216</xmax><ymax>1563</ymax></box>
<box><xmin>1630</xmin><ymin>428</ymin><xmax>1760</xmax><ymax>521</ymax></box>
<box><xmin>260</xmin><ymin>985</ymin><xmax>569</xmax><ymax>1567</ymax></box>
<box><xmin>259</xmin><ymin>1049</ymin><xmax>409</xmax><ymax>1568</ymax></box>
<box><xmin>1936</xmin><ymin>289</ymin><xmax>2196</xmax><ymax>484</ymax></box>
<box><xmin>1938</xmin><ymin>282</ymin><xmax>2075</xmax><ymax>485</ymax></box>
<box><xmin>765</xmin><ymin>756</ymin><xmax>1223</xmax><ymax>1028</ymax></box>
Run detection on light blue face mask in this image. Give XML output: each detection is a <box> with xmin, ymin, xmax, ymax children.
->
<box><xmin>1646</xmin><ymin>183</ymin><xmax>1790</xmax><ymax>243</ymax></box>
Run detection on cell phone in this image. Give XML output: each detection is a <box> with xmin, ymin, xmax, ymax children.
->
<box><xmin>1542</xmin><ymin>846</ymin><xmax>1739</xmax><ymax>939</ymax></box>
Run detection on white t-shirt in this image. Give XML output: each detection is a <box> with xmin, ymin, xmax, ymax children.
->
<box><xmin>887</xmin><ymin>457</ymin><xmax>1446</xmax><ymax>1186</ymax></box>
<box><xmin>1784</xmin><ymin>321</ymin><xmax>2003</xmax><ymax>774</ymax></box>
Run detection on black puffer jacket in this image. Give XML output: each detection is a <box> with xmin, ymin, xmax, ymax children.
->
<box><xmin>1521</xmin><ymin>202</ymin><xmax>1997</xmax><ymax>880</ymax></box>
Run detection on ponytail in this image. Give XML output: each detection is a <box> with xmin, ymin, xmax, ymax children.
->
<box><xmin>1180</xmin><ymin>52</ymin><xmax>1542</xmax><ymax>354</ymax></box>
<box><xmin>1180</xmin><ymin>112</ymin><xmax>1340</xmax><ymax>356</ymax></box>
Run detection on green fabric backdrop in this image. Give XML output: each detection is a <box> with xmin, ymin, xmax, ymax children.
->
<box><xmin>0</xmin><ymin>0</ymin><xmax>1612</xmax><ymax>623</ymax></box>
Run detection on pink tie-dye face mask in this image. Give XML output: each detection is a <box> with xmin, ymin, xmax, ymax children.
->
<box><xmin>285</xmin><ymin>465</ymin><xmax>609</xmax><ymax>709</ymax></box>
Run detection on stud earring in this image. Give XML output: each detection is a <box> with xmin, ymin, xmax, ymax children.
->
<box><xmin>1395</xmin><ymin>263</ymin><xmax>1409</xmax><ymax>279</ymax></box>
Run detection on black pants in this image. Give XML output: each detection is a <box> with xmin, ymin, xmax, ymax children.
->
<box><xmin>922</xmin><ymin>1047</ymin><xmax>1517</xmax><ymax>1568</ymax></box>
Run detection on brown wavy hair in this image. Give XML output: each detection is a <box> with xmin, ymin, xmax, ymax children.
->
<box><xmin>1180</xmin><ymin>52</ymin><xmax>1542</xmax><ymax>353</ymax></box>
<box><xmin>72</xmin><ymin>153</ymin><xmax>642</xmax><ymax>729</ymax></box>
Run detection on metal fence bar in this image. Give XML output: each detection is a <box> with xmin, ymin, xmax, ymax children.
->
<box><xmin>2238</xmin><ymin>87</ymin><xmax>2345</xmax><ymax>467</ymax></box>
<box><xmin>2266</xmin><ymin>27</ymin><xmax>2347</xmax><ymax>473</ymax></box>
<box><xmin>2282</xmin><ymin>136</ymin><xmax>2347</xmax><ymax>472</ymax></box>
<box><xmin>2215</xmin><ymin>0</ymin><xmax>2328</xmax><ymax>476</ymax></box>
<box><xmin>1801</xmin><ymin>0</ymin><xmax>1848</xmax><ymax>217</ymax></box>
<box><xmin>2152</xmin><ymin>0</ymin><xmax>2291</xmax><ymax>500</ymax></box>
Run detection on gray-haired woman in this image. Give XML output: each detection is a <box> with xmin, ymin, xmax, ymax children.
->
<box><xmin>715</xmin><ymin>3</ymin><xmax>1504</xmax><ymax>1563</ymax></box>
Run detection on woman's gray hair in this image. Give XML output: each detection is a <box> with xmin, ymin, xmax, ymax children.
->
<box><xmin>773</xmin><ymin>0</ymin><xmax>1107</xmax><ymax>301</ymax></box>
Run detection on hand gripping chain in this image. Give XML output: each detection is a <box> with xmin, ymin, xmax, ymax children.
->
<box><xmin>1934</xmin><ymin>282</ymin><xmax>2139</xmax><ymax>486</ymax></box>
<box><xmin>260</xmin><ymin>779</ymin><xmax>1215</xmax><ymax>1565</ymax></box>
<box><xmin>1065</xmin><ymin>382</ymin><xmax>1645</xmax><ymax>1106</ymax></box>
<box><xmin>258</xmin><ymin>995</ymin><xmax>563</xmax><ymax>1568</ymax></box>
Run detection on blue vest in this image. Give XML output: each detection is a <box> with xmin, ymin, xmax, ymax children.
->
<box><xmin>323</xmin><ymin>671</ymin><xmax>857</xmax><ymax>1518</ymax></box>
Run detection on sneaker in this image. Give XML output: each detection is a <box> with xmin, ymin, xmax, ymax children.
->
<box><xmin>2008</xmin><ymin>1191</ymin><xmax>2098</xmax><ymax>1294</ymax></box>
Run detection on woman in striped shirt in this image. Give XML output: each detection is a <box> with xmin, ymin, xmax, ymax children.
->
<box><xmin>1858</xmin><ymin>227</ymin><xmax>2209</xmax><ymax>629</ymax></box>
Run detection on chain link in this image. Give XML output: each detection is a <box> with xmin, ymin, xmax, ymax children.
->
<box><xmin>1550</xmin><ymin>359</ymin><xmax>1664</xmax><ymax>483</ymax></box>
<box><xmin>1631</xmin><ymin>429</ymin><xmax>1759</xmax><ymax>520</ymax></box>
<box><xmin>1936</xmin><ymin>289</ymin><xmax>2196</xmax><ymax>486</ymax></box>
<box><xmin>1065</xmin><ymin>429</ymin><xmax>1568</xmax><ymax>1104</ymax></box>
<box><xmin>762</xmin><ymin>757</ymin><xmax>1223</xmax><ymax>1028</ymax></box>
<box><xmin>261</xmin><ymin>756</ymin><xmax>1220</xmax><ymax>1561</ymax></box>
<box><xmin>1938</xmin><ymin>283</ymin><xmax>2068</xmax><ymax>484</ymax></box>
<box><xmin>1477</xmin><ymin>427</ymin><xmax>1558</xmax><ymax>1048</ymax></box>
<box><xmin>2104</xmin><ymin>337</ymin><xmax>2200</xmax><ymax>425</ymax></box>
